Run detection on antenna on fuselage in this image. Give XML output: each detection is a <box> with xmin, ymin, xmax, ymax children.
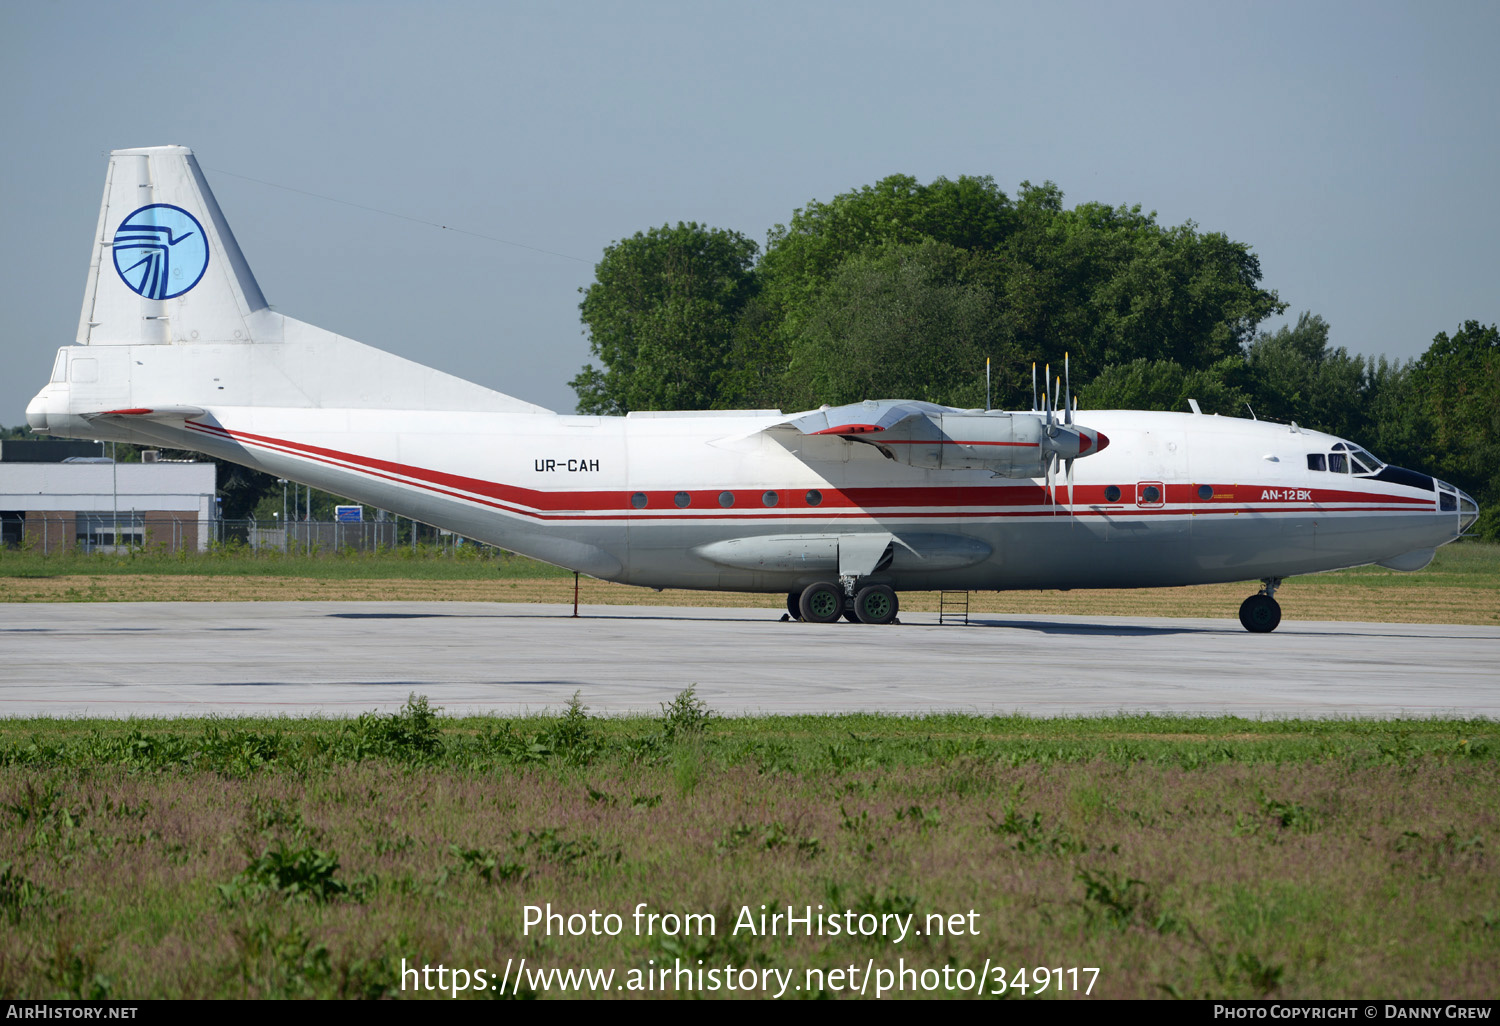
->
<box><xmin>1245</xmin><ymin>402</ymin><xmax>1258</xmax><ymax>421</ymax></box>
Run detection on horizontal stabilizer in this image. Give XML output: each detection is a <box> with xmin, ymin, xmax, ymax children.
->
<box><xmin>81</xmin><ymin>405</ymin><xmax>206</xmax><ymax>421</ymax></box>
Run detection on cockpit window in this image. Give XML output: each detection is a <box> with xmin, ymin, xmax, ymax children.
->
<box><xmin>1309</xmin><ymin>443</ymin><xmax>1385</xmax><ymax>475</ymax></box>
<box><xmin>1348</xmin><ymin>448</ymin><xmax>1383</xmax><ymax>474</ymax></box>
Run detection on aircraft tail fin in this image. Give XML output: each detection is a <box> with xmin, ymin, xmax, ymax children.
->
<box><xmin>78</xmin><ymin>145</ymin><xmax>273</xmax><ymax>346</ymax></box>
<box><xmin>64</xmin><ymin>145</ymin><xmax>553</xmax><ymax>414</ymax></box>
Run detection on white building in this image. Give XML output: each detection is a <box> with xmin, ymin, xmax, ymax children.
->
<box><xmin>0</xmin><ymin>460</ymin><xmax>216</xmax><ymax>552</ymax></box>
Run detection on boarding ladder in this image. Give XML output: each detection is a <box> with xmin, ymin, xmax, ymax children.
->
<box><xmin>938</xmin><ymin>590</ymin><xmax>970</xmax><ymax>626</ymax></box>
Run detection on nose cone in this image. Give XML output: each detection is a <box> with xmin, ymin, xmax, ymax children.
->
<box><xmin>1074</xmin><ymin>430</ymin><xmax>1109</xmax><ymax>456</ymax></box>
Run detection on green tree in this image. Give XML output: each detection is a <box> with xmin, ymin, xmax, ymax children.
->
<box><xmin>571</xmin><ymin>223</ymin><xmax>758</xmax><ymax>414</ymax></box>
<box><xmin>749</xmin><ymin>175</ymin><xmax>1283</xmax><ymax>408</ymax></box>
<box><xmin>1408</xmin><ymin>320</ymin><xmax>1500</xmax><ymax>539</ymax></box>
<box><xmin>995</xmin><ymin>184</ymin><xmax>1284</xmax><ymax>376</ymax></box>
<box><xmin>743</xmin><ymin>175</ymin><xmax>1015</xmax><ymax>406</ymax></box>
<box><xmin>1242</xmin><ymin>312</ymin><xmax>1370</xmax><ymax>438</ymax></box>
<box><xmin>1076</xmin><ymin>356</ymin><xmax>1249</xmax><ymax>416</ymax></box>
<box><xmin>574</xmin><ymin>174</ymin><xmax>1287</xmax><ymax>414</ymax></box>
<box><xmin>781</xmin><ymin>240</ymin><xmax>1008</xmax><ymax>409</ymax></box>
<box><xmin>758</xmin><ymin>173</ymin><xmax>1015</xmax><ymax>312</ymax></box>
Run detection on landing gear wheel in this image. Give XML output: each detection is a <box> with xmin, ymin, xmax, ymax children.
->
<box><xmin>798</xmin><ymin>581</ymin><xmax>844</xmax><ymax>624</ymax></box>
<box><xmin>1239</xmin><ymin>594</ymin><xmax>1282</xmax><ymax>633</ymax></box>
<box><xmin>786</xmin><ymin>592</ymin><xmax>803</xmax><ymax>621</ymax></box>
<box><xmin>853</xmin><ymin>584</ymin><xmax>899</xmax><ymax>625</ymax></box>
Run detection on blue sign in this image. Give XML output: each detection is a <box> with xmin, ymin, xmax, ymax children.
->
<box><xmin>334</xmin><ymin>506</ymin><xmax>363</xmax><ymax>523</ymax></box>
<box><xmin>112</xmin><ymin>203</ymin><xmax>209</xmax><ymax>300</ymax></box>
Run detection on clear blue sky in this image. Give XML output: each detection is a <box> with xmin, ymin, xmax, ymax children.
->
<box><xmin>2</xmin><ymin>0</ymin><xmax>1496</xmax><ymax>422</ymax></box>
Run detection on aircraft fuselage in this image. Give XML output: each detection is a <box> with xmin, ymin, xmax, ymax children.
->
<box><xmin>26</xmin><ymin>341</ymin><xmax>1470</xmax><ymax>596</ymax></box>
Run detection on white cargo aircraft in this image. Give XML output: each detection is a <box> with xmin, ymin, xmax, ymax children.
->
<box><xmin>26</xmin><ymin>146</ymin><xmax>1479</xmax><ymax>631</ymax></box>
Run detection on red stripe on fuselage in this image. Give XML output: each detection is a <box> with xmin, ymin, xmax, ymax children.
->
<box><xmin>184</xmin><ymin>421</ymin><xmax>1436</xmax><ymax>522</ymax></box>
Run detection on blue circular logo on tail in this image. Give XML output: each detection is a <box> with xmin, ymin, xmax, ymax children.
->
<box><xmin>112</xmin><ymin>203</ymin><xmax>209</xmax><ymax>300</ymax></box>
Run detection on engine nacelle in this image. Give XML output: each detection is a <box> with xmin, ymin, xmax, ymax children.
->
<box><xmin>865</xmin><ymin>412</ymin><xmax>1108</xmax><ymax>477</ymax></box>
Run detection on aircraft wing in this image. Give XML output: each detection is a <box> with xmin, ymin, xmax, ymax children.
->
<box><xmin>764</xmin><ymin>399</ymin><xmax>1108</xmax><ymax>477</ymax></box>
<box><xmin>770</xmin><ymin>399</ymin><xmax>955</xmax><ymax>438</ymax></box>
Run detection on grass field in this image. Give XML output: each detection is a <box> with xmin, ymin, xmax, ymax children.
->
<box><xmin>1</xmin><ymin>540</ymin><xmax>1497</xmax><ymax>625</ymax></box>
<box><xmin>1</xmin><ymin>698</ymin><xmax>1496</xmax><ymax>1000</ymax></box>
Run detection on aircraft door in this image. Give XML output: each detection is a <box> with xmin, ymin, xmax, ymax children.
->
<box><xmin>1134</xmin><ymin>429</ymin><xmax>1189</xmax><ymax>553</ymax></box>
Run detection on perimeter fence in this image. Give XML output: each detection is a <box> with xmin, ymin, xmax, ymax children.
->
<box><xmin>1</xmin><ymin>514</ymin><xmax>477</xmax><ymax>556</ymax></box>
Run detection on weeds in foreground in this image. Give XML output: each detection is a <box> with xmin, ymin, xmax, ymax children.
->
<box><xmin>0</xmin><ymin>698</ymin><xmax>1495</xmax><ymax>998</ymax></box>
<box><xmin>219</xmin><ymin>842</ymin><xmax>351</xmax><ymax>905</ymax></box>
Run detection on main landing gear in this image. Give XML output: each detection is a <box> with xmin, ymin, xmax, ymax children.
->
<box><xmin>785</xmin><ymin>581</ymin><xmax>900</xmax><ymax>625</ymax></box>
<box><xmin>1238</xmin><ymin>578</ymin><xmax>1283</xmax><ymax>633</ymax></box>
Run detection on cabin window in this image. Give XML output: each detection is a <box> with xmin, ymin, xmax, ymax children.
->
<box><xmin>674</xmin><ymin>491</ymin><xmax>690</xmax><ymax>508</ymax></box>
<box><xmin>1104</xmin><ymin>485</ymin><xmax>1122</xmax><ymax>503</ymax></box>
<box><xmin>1440</xmin><ymin>492</ymin><xmax>1457</xmax><ymax>511</ymax></box>
<box><xmin>1328</xmin><ymin>453</ymin><xmax>1349</xmax><ymax>473</ymax></box>
<box><xmin>805</xmin><ymin>490</ymin><xmax>823</xmax><ymax>506</ymax></box>
<box><xmin>630</xmin><ymin>492</ymin><xmax>648</xmax><ymax>509</ymax></box>
<box><xmin>1198</xmin><ymin>484</ymin><xmax>1214</xmax><ymax>501</ymax></box>
<box><xmin>718</xmin><ymin>491</ymin><xmax>735</xmax><ymax>508</ymax></box>
<box><xmin>762</xmin><ymin>491</ymin><xmax>779</xmax><ymax>507</ymax></box>
<box><xmin>1307</xmin><ymin>454</ymin><xmax>1326</xmax><ymax>471</ymax></box>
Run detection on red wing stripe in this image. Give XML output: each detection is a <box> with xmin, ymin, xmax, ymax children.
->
<box><xmin>875</xmin><ymin>440</ymin><xmax>1041</xmax><ymax>447</ymax></box>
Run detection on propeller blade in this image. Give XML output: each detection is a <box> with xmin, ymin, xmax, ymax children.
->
<box><xmin>1031</xmin><ymin>363</ymin><xmax>1038</xmax><ymax>413</ymax></box>
<box><xmin>1066</xmin><ymin>456</ymin><xmax>1075</xmax><ymax>516</ymax></box>
<box><xmin>1064</xmin><ymin>352</ymin><xmax>1072</xmax><ymax>426</ymax></box>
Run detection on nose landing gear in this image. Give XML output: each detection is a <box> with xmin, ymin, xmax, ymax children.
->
<box><xmin>1238</xmin><ymin>577</ymin><xmax>1283</xmax><ymax>633</ymax></box>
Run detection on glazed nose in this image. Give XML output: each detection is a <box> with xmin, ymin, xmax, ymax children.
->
<box><xmin>1457</xmin><ymin>489</ymin><xmax>1479</xmax><ymax>534</ymax></box>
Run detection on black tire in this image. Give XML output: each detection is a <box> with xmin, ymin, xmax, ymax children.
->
<box><xmin>853</xmin><ymin>584</ymin><xmax>899</xmax><ymax>625</ymax></box>
<box><xmin>1239</xmin><ymin>594</ymin><xmax>1282</xmax><ymax>633</ymax></box>
<box><xmin>786</xmin><ymin>592</ymin><xmax>803</xmax><ymax>621</ymax></box>
<box><xmin>798</xmin><ymin>581</ymin><xmax>844</xmax><ymax>624</ymax></box>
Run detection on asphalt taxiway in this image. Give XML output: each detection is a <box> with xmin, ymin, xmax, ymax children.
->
<box><xmin>2</xmin><ymin>602</ymin><xmax>1496</xmax><ymax>719</ymax></box>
